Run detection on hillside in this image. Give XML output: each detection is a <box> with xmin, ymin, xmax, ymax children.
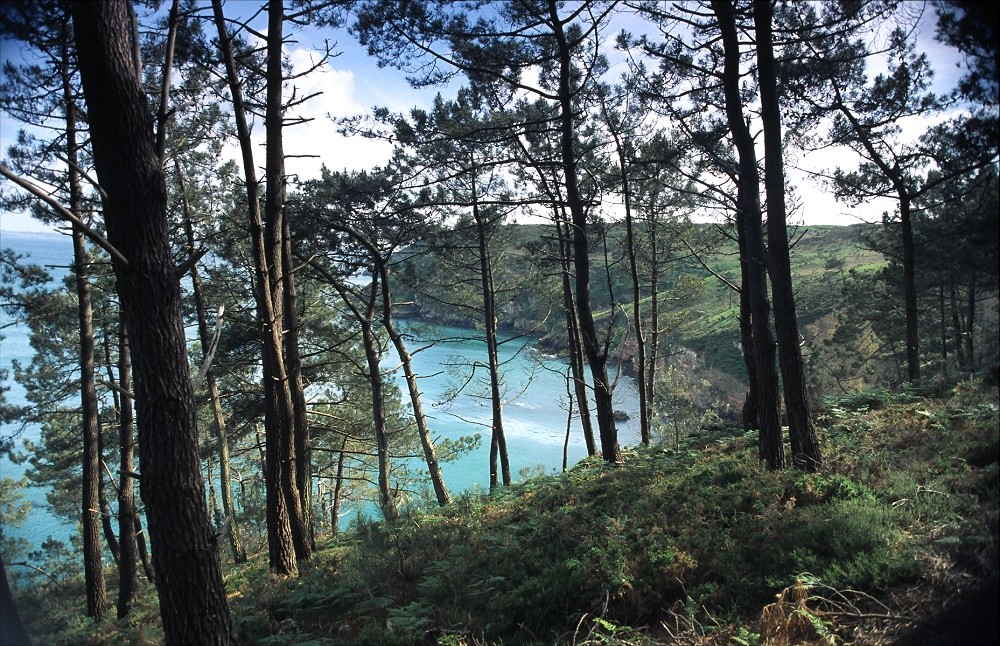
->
<box><xmin>395</xmin><ymin>221</ymin><xmax>885</xmax><ymax>410</ymax></box>
<box><xmin>14</xmin><ymin>379</ymin><xmax>998</xmax><ymax>644</ymax></box>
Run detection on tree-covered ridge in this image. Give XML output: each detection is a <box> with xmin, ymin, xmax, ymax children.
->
<box><xmin>392</xmin><ymin>220</ymin><xmax>991</xmax><ymax>403</ymax></box>
<box><xmin>0</xmin><ymin>0</ymin><xmax>996</xmax><ymax>643</ymax></box>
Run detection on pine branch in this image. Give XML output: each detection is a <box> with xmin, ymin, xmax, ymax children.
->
<box><xmin>0</xmin><ymin>162</ymin><xmax>129</xmax><ymax>268</ymax></box>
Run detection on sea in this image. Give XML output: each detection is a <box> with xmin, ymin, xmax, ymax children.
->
<box><xmin>0</xmin><ymin>229</ymin><xmax>641</xmax><ymax>564</ymax></box>
<box><xmin>1</xmin><ymin>229</ymin><xmax>77</xmax><ymax>552</ymax></box>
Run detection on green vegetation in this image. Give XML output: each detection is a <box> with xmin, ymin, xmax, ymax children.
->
<box><xmin>399</xmin><ymin>222</ymin><xmax>887</xmax><ymax>396</ymax></box>
<box><xmin>11</xmin><ymin>379</ymin><xmax>997</xmax><ymax>644</ymax></box>
<box><xmin>0</xmin><ymin>0</ymin><xmax>995</xmax><ymax>641</ymax></box>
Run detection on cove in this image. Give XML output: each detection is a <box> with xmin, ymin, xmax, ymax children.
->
<box><xmin>382</xmin><ymin>320</ymin><xmax>643</xmax><ymax>497</ymax></box>
<box><xmin>0</xmin><ymin>231</ymin><xmax>642</xmax><ymax>556</ymax></box>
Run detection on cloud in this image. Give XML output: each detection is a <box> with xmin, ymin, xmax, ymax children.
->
<box><xmin>278</xmin><ymin>47</ymin><xmax>393</xmax><ymax>181</ymax></box>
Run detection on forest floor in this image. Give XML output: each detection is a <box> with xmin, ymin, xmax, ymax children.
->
<box><xmin>12</xmin><ymin>379</ymin><xmax>999</xmax><ymax>645</ymax></box>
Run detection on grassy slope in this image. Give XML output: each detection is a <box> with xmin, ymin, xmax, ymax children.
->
<box><xmin>401</xmin><ymin>222</ymin><xmax>885</xmax><ymax>388</ymax></box>
<box><xmin>18</xmin><ymin>380</ymin><xmax>997</xmax><ymax>644</ymax></box>
<box><xmin>660</xmin><ymin>224</ymin><xmax>884</xmax><ymax>385</ymax></box>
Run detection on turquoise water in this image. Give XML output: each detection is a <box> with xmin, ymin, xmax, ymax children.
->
<box><xmin>0</xmin><ymin>229</ymin><xmax>76</xmax><ymax>550</ymax></box>
<box><xmin>0</xmin><ymin>229</ymin><xmax>640</xmax><ymax>555</ymax></box>
<box><xmin>390</xmin><ymin>323</ymin><xmax>641</xmax><ymax>496</ymax></box>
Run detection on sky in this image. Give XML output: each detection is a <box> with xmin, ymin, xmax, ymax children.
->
<box><xmin>0</xmin><ymin>0</ymin><xmax>967</xmax><ymax>234</ymax></box>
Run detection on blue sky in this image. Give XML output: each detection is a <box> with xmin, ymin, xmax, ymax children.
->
<box><xmin>0</xmin><ymin>1</ymin><xmax>966</xmax><ymax>234</ymax></box>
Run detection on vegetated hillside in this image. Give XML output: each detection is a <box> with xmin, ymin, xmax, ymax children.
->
<box><xmin>17</xmin><ymin>380</ymin><xmax>997</xmax><ymax>645</ymax></box>
<box><xmin>396</xmin><ymin>221</ymin><xmax>884</xmax><ymax>404</ymax></box>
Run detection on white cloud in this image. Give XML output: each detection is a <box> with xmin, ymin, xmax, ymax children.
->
<box><xmin>286</xmin><ymin>48</ymin><xmax>365</xmax><ymax>119</ymax></box>
<box><xmin>279</xmin><ymin>47</ymin><xmax>393</xmax><ymax>181</ymax></box>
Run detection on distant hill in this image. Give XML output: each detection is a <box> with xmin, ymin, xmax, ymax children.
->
<box><xmin>395</xmin><ymin>221</ymin><xmax>885</xmax><ymax>411</ymax></box>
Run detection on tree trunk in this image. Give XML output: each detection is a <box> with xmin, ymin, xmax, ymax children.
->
<box><xmin>63</xmin><ymin>16</ymin><xmax>107</xmax><ymax>616</ymax></box>
<box><xmin>563</xmin><ymin>364</ymin><xmax>574</xmax><ymax>470</ymax></box>
<box><xmin>281</xmin><ymin>215</ymin><xmax>313</xmax><ymax>551</ymax></box>
<box><xmin>135</xmin><ymin>514</ymin><xmax>155</xmax><ymax>583</ymax></box>
<box><xmin>0</xmin><ymin>557</ymin><xmax>30</xmax><ymax>646</ymax></box>
<box><xmin>335</xmin><ymin>276</ymin><xmax>398</xmax><ymax>522</ymax></box>
<box><xmin>264</xmin><ymin>0</ymin><xmax>310</xmax><ymax>563</ymax></box>
<box><xmin>644</xmin><ymin>215</ymin><xmax>661</xmax><ymax>441</ymax></box>
<box><xmin>899</xmin><ymin>192</ymin><xmax>920</xmax><ymax>383</ymax></box>
<box><xmin>754</xmin><ymin>0</ymin><xmax>820</xmax><ymax>471</ymax></box>
<box><xmin>626</xmin><ymin>213</ymin><xmax>650</xmax><ymax>446</ymax></box>
<box><xmin>556</xmin><ymin>214</ymin><xmax>596</xmax><ymax>455</ymax></box>
<box><xmin>830</xmin><ymin>89</ymin><xmax>921</xmax><ymax>384</ymax></box>
<box><xmin>72</xmin><ymin>216</ymin><xmax>107</xmax><ymax>622</ymax></box>
<box><xmin>714</xmin><ymin>0</ymin><xmax>783</xmax><ymax>470</ymax></box>
<box><xmin>108</xmin><ymin>326</ymin><xmax>153</xmax><ymax>587</ymax></box>
<box><xmin>211</xmin><ymin>0</ymin><xmax>298</xmax><ymax>575</ymax></box>
<box><xmin>610</xmin><ymin>120</ymin><xmax>649</xmax><ymax>445</ymax></box>
<box><xmin>331</xmin><ymin>439</ymin><xmax>346</xmax><ymax>535</ymax></box>
<box><xmin>71</xmin><ymin>2</ymin><xmax>234</xmax><ymax>642</ymax></box>
<box><xmin>472</xmin><ymin>196</ymin><xmax>511</xmax><ymax>487</ymax></box>
<box><xmin>178</xmin><ymin>171</ymin><xmax>248</xmax><ymax>563</ymax></box>
<box><xmin>737</xmin><ymin>211</ymin><xmax>758</xmax><ymax>433</ymax></box>
<box><xmin>549</xmin><ymin>0</ymin><xmax>619</xmax><ymax>462</ymax></box>
<box><xmin>97</xmin><ymin>444</ymin><xmax>120</xmax><ymax>563</ymax></box>
<box><xmin>360</xmin><ymin>292</ymin><xmax>398</xmax><ymax>521</ymax></box>
<box><xmin>375</xmin><ymin>260</ymin><xmax>451</xmax><ymax>505</ymax></box>
<box><xmin>523</xmin><ymin>144</ymin><xmax>596</xmax><ymax>456</ymax></box>
<box><xmin>966</xmin><ymin>276</ymin><xmax>976</xmax><ymax>369</ymax></box>
<box><xmin>950</xmin><ymin>282</ymin><xmax>967</xmax><ymax>371</ymax></box>
<box><xmin>115</xmin><ymin>328</ymin><xmax>139</xmax><ymax>618</ymax></box>
<box><xmin>319</xmin><ymin>219</ymin><xmax>451</xmax><ymax>506</ymax></box>
<box><xmin>207</xmin><ymin>457</ymin><xmax>221</xmax><ymax>525</ymax></box>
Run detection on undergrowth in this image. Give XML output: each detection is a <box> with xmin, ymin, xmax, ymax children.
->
<box><xmin>12</xmin><ymin>379</ymin><xmax>999</xmax><ymax>645</ymax></box>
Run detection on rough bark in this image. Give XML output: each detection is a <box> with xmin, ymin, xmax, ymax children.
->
<box><xmin>70</xmin><ymin>2</ymin><xmax>233</xmax><ymax>642</ymax></box>
<box><xmin>71</xmin><ymin>174</ymin><xmax>106</xmax><ymax>625</ymax></box>
<box><xmin>264</xmin><ymin>0</ymin><xmax>310</xmax><ymax>563</ymax></box>
<box><xmin>115</xmin><ymin>328</ymin><xmax>139</xmax><ymax>618</ymax></box>
<box><xmin>554</xmin><ymin>204</ymin><xmax>596</xmax><ymax>456</ymax></box>
<box><xmin>737</xmin><ymin>209</ymin><xmax>759</xmax><ymax>433</ymax></box>
<box><xmin>62</xmin><ymin>15</ymin><xmax>107</xmax><ymax>616</ymax></box>
<box><xmin>211</xmin><ymin>0</ymin><xmax>297</xmax><ymax>575</ymax></box>
<box><xmin>178</xmin><ymin>168</ymin><xmax>248</xmax><ymax>563</ymax></box>
<box><xmin>549</xmin><ymin>0</ymin><xmax>619</xmax><ymax>462</ymax></box>
<box><xmin>753</xmin><ymin>0</ymin><xmax>821</xmax><ymax>470</ymax></box>
<box><xmin>281</xmin><ymin>215</ymin><xmax>313</xmax><ymax>550</ymax></box>
<box><xmin>713</xmin><ymin>0</ymin><xmax>784</xmax><ymax>469</ymax></box>
<box><xmin>0</xmin><ymin>557</ymin><xmax>30</xmax><ymax>646</ymax></box>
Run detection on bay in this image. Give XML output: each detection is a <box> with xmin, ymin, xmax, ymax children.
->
<box><xmin>1</xmin><ymin>229</ymin><xmax>76</xmax><ymax>550</ymax></box>
<box><xmin>0</xmin><ymin>229</ymin><xmax>640</xmax><ymax>557</ymax></box>
<box><xmin>387</xmin><ymin>322</ymin><xmax>642</xmax><ymax>497</ymax></box>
